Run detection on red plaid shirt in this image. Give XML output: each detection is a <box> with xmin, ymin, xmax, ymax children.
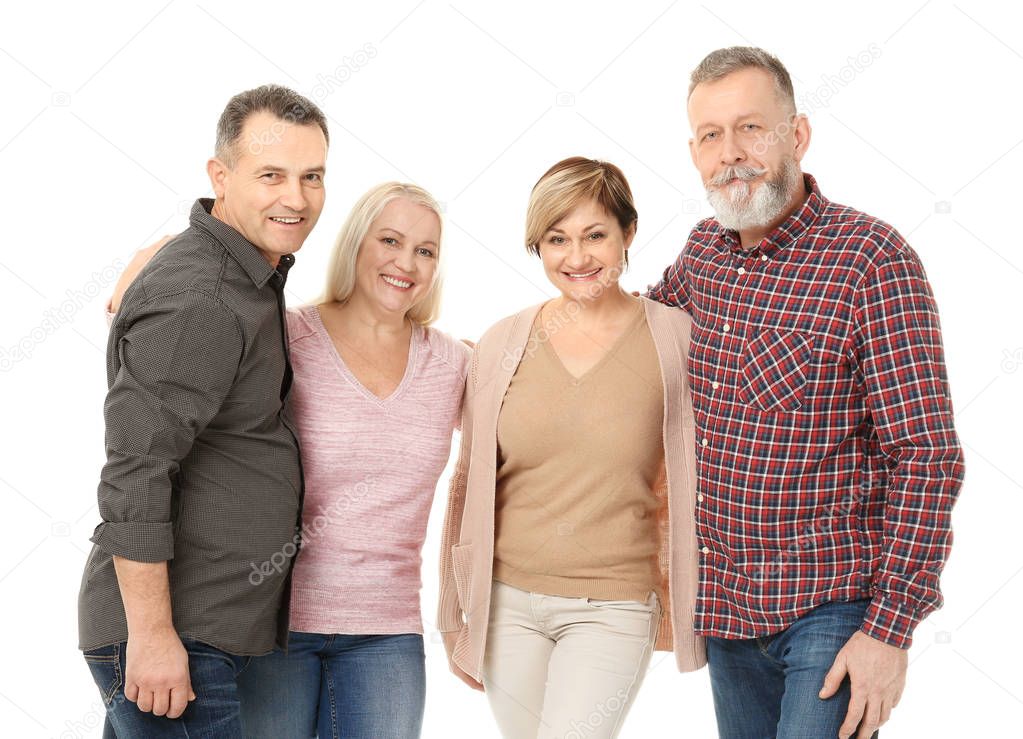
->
<box><xmin>648</xmin><ymin>174</ymin><xmax>963</xmax><ymax>648</ymax></box>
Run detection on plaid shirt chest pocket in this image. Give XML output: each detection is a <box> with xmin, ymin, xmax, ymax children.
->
<box><xmin>739</xmin><ymin>329</ymin><xmax>815</xmax><ymax>412</ymax></box>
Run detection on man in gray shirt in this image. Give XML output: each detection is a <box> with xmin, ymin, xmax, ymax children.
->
<box><xmin>78</xmin><ymin>84</ymin><xmax>328</xmax><ymax>736</ymax></box>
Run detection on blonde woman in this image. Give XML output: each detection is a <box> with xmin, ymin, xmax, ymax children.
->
<box><xmin>110</xmin><ymin>183</ymin><xmax>469</xmax><ymax>738</ymax></box>
<box><xmin>439</xmin><ymin>158</ymin><xmax>706</xmax><ymax>738</ymax></box>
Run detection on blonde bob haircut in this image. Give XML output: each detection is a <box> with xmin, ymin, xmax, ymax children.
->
<box><xmin>525</xmin><ymin>157</ymin><xmax>638</xmax><ymax>264</ymax></box>
<box><xmin>320</xmin><ymin>182</ymin><xmax>444</xmax><ymax>326</ymax></box>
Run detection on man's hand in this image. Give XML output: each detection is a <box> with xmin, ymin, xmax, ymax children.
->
<box><xmin>819</xmin><ymin>630</ymin><xmax>907</xmax><ymax>739</ymax></box>
<box><xmin>112</xmin><ymin>557</ymin><xmax>196</xmax><ymax>719</ymax></box>
<box><xmin>441</xmin><ymin>631</ymin><xmax>484</xmax><ymax>691</ymax></box>
<box><xmin>124</xmin><ymin>625</ymin><xmax>195</xmax><ymax>718</ymax></box>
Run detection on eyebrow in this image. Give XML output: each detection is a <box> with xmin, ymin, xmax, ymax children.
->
<box><xmin>696</xmin><ymin>112</ymin><xmax>764</xmax><ymax>132</ymax></box>
<box><xmin>377</xmin><ymin>227</ymin><xmax>438</xmax><ymax>248</ymax></box>
<box><xmin>256</xmin><ymin>165</ymin><xmax>326</xmax><ymax>174</ymax></box>
<box><xmin>548</xmin><ymin>222</ymin><xmax>607</xmax><ymax>233</ymax></box>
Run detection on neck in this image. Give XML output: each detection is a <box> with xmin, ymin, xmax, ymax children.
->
<box><xmin>553</xmin><ymin>284</ymin><xmax>636</xmax><ymax>329</ymax></box>
<box><xmin>210</xmin><ymin>199</ymin><xmax>279</xmax><ymax>266</ymax></box>
<box><xmin>328</xmin><ymin>291</ymin><xmax>410</xmax><ymax>337</ymax></box>
<box><xmin>737</xmin><ymin>183</ymin><xmax>809</xmax><ymax>250</ymax></box>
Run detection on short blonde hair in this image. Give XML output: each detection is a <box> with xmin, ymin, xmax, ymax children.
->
<box><xmin>525</xmin><ymin>157</ymin><xmax>638</xmax><ymax>260</ymax></box>
<box><xmin>320</xmin><ymin>182</ymin><xmax>444</xmax><ymax>325</ymax></box>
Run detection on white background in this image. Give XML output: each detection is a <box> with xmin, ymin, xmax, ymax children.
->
<box><xmin>2</xmin><ymin>1</ymin><xmax>1021</xmax><ymax>736</ymax></box>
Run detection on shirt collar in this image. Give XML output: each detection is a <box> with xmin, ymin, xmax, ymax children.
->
<box><xmin>716</xmin><ymin>173</ymin><xmax>825</xmax><ymax>258</ymax></box>
<box><xmin>191</xmin><ymin>199</ymin><xmax>294</xmax><ymax>288</ymax></box>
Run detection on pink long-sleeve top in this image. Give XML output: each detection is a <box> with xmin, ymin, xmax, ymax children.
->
<box><xmin>285</xmin><ymin>304</ymin><xmax>470</xmax><ymax>635</ymax></box>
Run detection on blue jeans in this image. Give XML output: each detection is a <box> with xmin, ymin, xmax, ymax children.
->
<box><xmin>83</xmin><ymin>638</ymin><xmax>252</xmax><ymax>738</ymax></box>
<box><xmin>706</xmin><ymin>599</ymin><xmax>880</xmax><ymax>739</ymax></box>
<box><xmin>236</xmin><ymin>631</ymin><xmax>426</xmax><ymax>739</ymax></box>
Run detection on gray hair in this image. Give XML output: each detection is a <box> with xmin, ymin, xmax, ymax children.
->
<box><xmin>215</xmin><ymin>84</ymin><xmax>329</xmax><ymax>165</ymax></box>
<box><xmin>688</xmin><ymin>47</ymin><xmax>795</xmax><ymax>112</ymax></box>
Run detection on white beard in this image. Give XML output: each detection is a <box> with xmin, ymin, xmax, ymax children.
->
<box><xmin>707</xmin><ymin>159</ymin><xmax>802</xmax><ymax>231</ymax></box>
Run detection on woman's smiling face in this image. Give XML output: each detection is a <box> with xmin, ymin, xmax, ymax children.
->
<box><xmin>353</xmin><ymin>197</ymin><xmax>441</xmax><ymax>316</ymax></box>
<box><xmin>538</xmin><ymin>197</ymin><xmax>634</xmax><ymax>303</ymax></box>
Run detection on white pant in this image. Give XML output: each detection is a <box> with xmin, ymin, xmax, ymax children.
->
<box><xmin>482</xmin><ymin>581</ymin><xmax>660</xmax><ymax>739</ymax></box>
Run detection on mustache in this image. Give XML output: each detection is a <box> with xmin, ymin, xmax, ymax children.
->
<box><xmin>709</xmin><ymin>165</ymin><xmax>768</xmax><ymax>188</ymax></box>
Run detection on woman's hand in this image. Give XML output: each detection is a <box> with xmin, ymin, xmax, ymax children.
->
<box><xmin>110</xmin><ymin>235</ymin><xmax>173</xmax><ymax>313</ymax></box>
<box><xmin>441</xmin><ymin>631</ymin><xmax>484</xmax><ymax>691</ymax></box>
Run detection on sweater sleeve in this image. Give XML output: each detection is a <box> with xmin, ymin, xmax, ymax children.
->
<box><xmin>436</xmin><ymin>346</ymin><xmax>478</xmax><ymax>632</ymax></box>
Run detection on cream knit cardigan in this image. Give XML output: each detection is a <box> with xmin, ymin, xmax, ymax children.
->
<box><xmin>438</xmin><ymin>297</ymin><xmax>707</xmax><ymax>680</ymax></box>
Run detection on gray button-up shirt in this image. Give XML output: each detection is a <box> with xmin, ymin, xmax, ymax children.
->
<box><xmin>78</xmin><ymin>199</ymin><xmax>303</xmax><ymax>656</ymax></box>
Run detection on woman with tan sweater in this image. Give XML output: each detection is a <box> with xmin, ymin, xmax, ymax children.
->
<box><xmin>438</xmin><ymin>157</ymin><xmax>706</xmax><ymax>739</ymax></box>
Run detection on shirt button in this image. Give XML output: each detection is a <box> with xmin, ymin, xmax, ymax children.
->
<box><xmin>697</xmin><ymin>494</ymin><xmax>705</xmax><ymax>503</ymax></box>
<box><xmin>722</xmin><ymin>323</ymin><xmax>730</xmax><ymax>333</ymax></box>
<box><xmin>702</xmin><ymin>546</ymin><xmax>710</xmax><ymax>555</ymax></box>
<box><xmin>711</xmin><ymin>381</ymin><xmax>720</xmax><ymax>390</ymax></box>
<box><xmin>761</xmin><ymin>254</ymin><xmax>768</xmax><ymax>262</ymax></box>
<box><xmin>737</xmin><ymin>267</ymin><xmax>746</xmax><ymax>275</ymax></box>
<box><xmin>701</xmin><ymin>438</ymin><xmax>708</xmax><ymax>447</ymax></box>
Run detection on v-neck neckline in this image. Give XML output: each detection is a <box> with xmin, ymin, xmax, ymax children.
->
<box><xmin>310</xmin><ymin>304</ymin><xmax>420</xmax><ymax>404</ymax></box>
<box><xmin>540</xmin><ymin>301</ymin><xmax>645</xmax><ymax>385</ymax></box>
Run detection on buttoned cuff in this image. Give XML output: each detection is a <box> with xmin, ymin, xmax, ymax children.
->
<box><xmin>90</xmin><ymin>521</ymin><xmax>175</xmax><ymax>563</ymax></box>
<box><xmin>861</xmin><ymin>595</ymin><xmax>920</xmax><ymax>649</ymax></box>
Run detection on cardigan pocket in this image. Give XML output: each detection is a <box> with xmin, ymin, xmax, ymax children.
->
<box><xmin>451</xmin><ymin>543</ymin><xmax>475</xmax><ymax>614</ymax></box>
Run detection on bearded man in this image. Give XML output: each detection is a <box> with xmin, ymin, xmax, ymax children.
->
<box><xmin>648</xmin><ymin>47</ymin><xmax>963</xmax><ymax>739</ymax></box>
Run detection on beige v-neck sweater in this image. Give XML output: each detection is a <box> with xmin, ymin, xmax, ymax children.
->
<box><xmin>438</xmin><ymin>297</ymin><xmax>707</xmax><ymax>681</ymax></box>
<box><xmin>493</xmin><ymin>306</ymin><xmax>664</xmax><ymax>601</ymax></box>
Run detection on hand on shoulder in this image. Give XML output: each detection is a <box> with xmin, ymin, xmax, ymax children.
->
<box><xmin>110</xmin><ymin>235</ymin><xmax>174</xmax><ymax>313</ymax></box>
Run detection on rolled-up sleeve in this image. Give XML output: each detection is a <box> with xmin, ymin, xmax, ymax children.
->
<box><xmin>91</xmin><ymin>291</ymin><xmax>243</xmax><ymax>562</ymax></box>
